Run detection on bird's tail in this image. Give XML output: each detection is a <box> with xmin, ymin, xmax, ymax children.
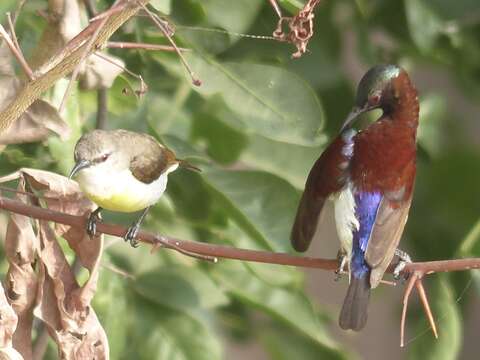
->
<box><xmin>339</xmin><ymin>274</ymin><xmax>371</xmax><ymax>331</ymax></box>
<box><xmin>177</xmin><ymin>159</ymin><xmax>201</xmax><ymax>172</ymax></box>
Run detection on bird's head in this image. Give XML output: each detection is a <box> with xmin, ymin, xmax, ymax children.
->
<box><xmin>69</xmin><ymin>130</ymin><xmax>129</xmax><ymax>179</ymax></box>
<box><xmin>341</xmin><ymin>64</ymin><xmax>405</xmax><ymax>131</ymax></box>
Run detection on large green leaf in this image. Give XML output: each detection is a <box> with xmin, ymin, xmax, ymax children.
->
<box><xmin>211</xmin><ymin>260</ymin><xmax>342</xmax><ymax>352</ymax></box>
<box><xmin>134</xmin><ymin>265</ymin><xmax>229</xmax><ymax>312</ymax></box>
<box><xmin>93</xmin><ymin>268</ymin><xmax>130</xmax><ymax>360</ymax></box>
<box><xmin>127</xmin><ymin>299</ymin><xmax>223</xmax><ymax>360</ymax></box>
<box><xmin>458</xmin><ymin>218</ymin><xmax>480</xmax><ymax>256</ymax></box>
<box><xmin>261</xmin><ymin>322</ymin><xmax>350</xmax><ymax>360</ymax></box>
<box><xmin>198</xmin><ymin>0</ymin><xmax>263</xmax><ymax>35</ymax></box>
<box><xmin>157</xmin><ymin>53</ymin><xmax>325</xmax><ymax>146</ymax></box>
<box><xmin>202</xmin><ymin>167</ymin><xmax>300</xmax><ymax>251</ymax></box>
<box><xmin>241</xmin><ymin>134</ymin><xmax>325</xmax><ymax>189</ymax></box>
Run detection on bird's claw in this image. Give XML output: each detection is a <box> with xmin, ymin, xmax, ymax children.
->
<box><xmin>124</xmin><ymin>225</ymin><xmax>140</xmax><ymax>248</ymax></box>
<box><xmin>334</xmin><ymin>254</ymin><xmax>348</xmax><ymax>281</ymax></box>
<box><xmin>86</xmin><ymin>208</ymin><xmax>101</xmax><ymax>237</ymax></box>
<box><xmin>393</xmin><ymin>248</ymin><xmax>412</xmax><ymax>281</ymax></box>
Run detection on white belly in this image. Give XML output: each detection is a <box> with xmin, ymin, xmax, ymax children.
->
<box><xmin>332</xmin><ymin>183</ymin><xmax>359</xmax><ymax>263</ymax></box>
<box><xmin>75</xmin><ymin>165</ymin><xmax>174</xmax><ymax>212</ymax></box>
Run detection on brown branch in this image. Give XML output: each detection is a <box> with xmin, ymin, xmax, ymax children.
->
<box><xmin>106</xmin><ymin>41</ymin><xmax>189</xmax><ymax>52</ymax></box>
<box><xmin>1</xmin><ymin>195</ymin><xmax>480</xmax><ymax>275</ymax></box>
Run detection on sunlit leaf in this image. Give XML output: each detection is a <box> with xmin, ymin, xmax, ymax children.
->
<box><xmin>134</xmin><ymin>265</ymin><xmax>229</xmax><ymax>312</ymax></box>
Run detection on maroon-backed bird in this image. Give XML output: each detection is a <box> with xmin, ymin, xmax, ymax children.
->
<box><xmin>291</xmin><ymin>64</ymin><xmax>418</xmax><ymax>330</ymax></box>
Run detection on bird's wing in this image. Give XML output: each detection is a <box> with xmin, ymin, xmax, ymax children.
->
<box><xmin>291</xmin><ymin>134</ymin><xmax>352</xmax><ymax>252</ymax></box>
<box><xmin>365</xmin><ymin>195</ymin><xmax>412</xmax><ymax>288</ymax></box>
<box><xmin>127</xmin><ymin>133</ymin><xmax>177</xmax><ymax>184</ymax></box>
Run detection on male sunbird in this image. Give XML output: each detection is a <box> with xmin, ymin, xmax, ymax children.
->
<box><xmin>291</xmin><ymin>65</ymin><xmax>418</xmax><ymax>330</ymax></box>
<box><xmin>69</xmin><ymin>129</ymin><xmax>199</xmax><ymax>247</ymax></box>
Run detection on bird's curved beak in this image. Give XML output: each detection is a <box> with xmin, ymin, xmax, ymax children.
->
<box><xmin>340</xmin><ymin>106</ymin><xmax>364</xmax><ymax>132</ymax></box>
<box><xmin>69</xmin><ymin>159</ymin><xmax>91</xmax><ymax>179</ymax></box>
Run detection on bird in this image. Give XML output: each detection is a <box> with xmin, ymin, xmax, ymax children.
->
<box><xmin>69</xmin><ymin>129</ymin><xmax>199</xmax><ymax>247</ymax></box>
<box><xmin>290</xmin><ymin>64</ymin><xmax>419</xmax><ymax>331</ymax></box>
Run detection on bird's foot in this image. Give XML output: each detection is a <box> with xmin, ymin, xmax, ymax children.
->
<box><xmin>124</xmin><ymin>224</ymin><xmax>140</xmax><ymax>248</ymax></box>
<box><xmin>393</xmin><ymin>248</ymin><xmax>412</xmax><ymax>280</ymax></box>
<box><xmin>334</xmin><ymin>254</ymin><xmax>348</xmax><ymax>281</ymax></box>
<box><xmin>86</xmin><ymin>208</ymin><xmax>102</xmax><ymax>237</ymax></box>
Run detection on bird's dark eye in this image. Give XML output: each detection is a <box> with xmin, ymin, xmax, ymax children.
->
<box><xmin>368</xmin><ymin>93</ymin><xmax>381</xmax><ymax>106</ymax></box>
<box><xmin>100</xmin><ymin>153</ymin><xmax>110</xmax><ymax>162</ymax></box>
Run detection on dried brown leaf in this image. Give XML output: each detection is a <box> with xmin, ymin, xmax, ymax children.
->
<box><xmin>0</xmin><ymin>100</ymin><xmax>70</xmax><ymax>144</ymax></box>
<box><xmin>34</xmin><ymin>223</ymin><xmax>108</xmax><ymax>360</ymax></box>
<box><xmin>0</xmin><ymin>42</ymin><xmax>69</xmax><ymax>145</ymax></box>
<box><xmin>0</xmin><ymin>283</ymin><xmax>22</xmax><ymax>360</ymax></box>
<box><xmin>32</xmin><ymin>0</ymin><xmax>123</xmax><ymax>91</ymax></box>
<box><xmin>80</xmin><ymin>53</ymin><xmax>124</xmax><ymax>90</ymax></box>
<box><xmin>0</xmin><ymin>168</ymin><xmax>100</xmax><ymax>271</ymax></box>
<box><xmin>3</xmin><ymin>179</ymin><xmax>39</xmax><ymax>360</ymax></box>
<box><xmin>1</xmin><ymin>169</ymin><xmax>108</xmax><ymax>357</ymax></box>
<box><xmin>30</xmin><ymin>0</ymin><xmax>82</xmax><ymax>70</ymax></box>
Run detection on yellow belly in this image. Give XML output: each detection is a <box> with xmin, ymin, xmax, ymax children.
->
<box><xmin>86</xmin><ymin>191</ymin><xmax>150</xmax><ymax>212</ymax></box>
<box><xmin>75</xmin><ymin>166</ymin><xmax>169</xmax><ymax>213</ymax></box>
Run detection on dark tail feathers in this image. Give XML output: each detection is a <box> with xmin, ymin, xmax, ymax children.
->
<box><xmin>178</xmin><ymin>159</ymin><xmax>201</xmax><ymax>172</ymax></box>
<box><xmin>339</xmin><ymin>275</ymin><xmax>371</xmax><ymax>331</ymax></box>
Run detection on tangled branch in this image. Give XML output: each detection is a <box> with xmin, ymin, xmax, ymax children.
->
<box><xmin>1</xmin><ymin>195</ymin><xmax>479</xmax><ymax>274</ymax></box>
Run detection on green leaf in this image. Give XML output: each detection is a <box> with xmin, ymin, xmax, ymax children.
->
<box><xmin>134</xmin><ymin>265</ymin><xmax>229</xmax><ymax>312</ymax></box>
<box><xmin>417</xmin><ymin>94</ymin><xmax>447</xmax><ymax>158</ymax></box>
<box><xmin>150</xmin><ymin>0</ymin><xmax>172</xmax><ymax>14</ymax></box>
<box><xmin>458</xmin><ymin>218</ymin><xmax>480</xmax><ymax>256</ymax></box>
<box><xmin>241</xmin><ymin>134</ymin><xmax>326</xmax><ymax>189</ymax></box>
<box><xmin>161</xmin><ymin>53</ymin><xmax>325</xmax><ymax>146</ymax></box>
<box><xmin>218</xmin><ymin>223</ymin><xmax>301</xmax><ymax>287</ymax></box>
<box><xmin>261</xmin><ymin>322</ymin><xmax>349</xmax><ymax>360</ymax></box>
<box><xmin>202</xmin><ymin>167</ymin><xmax>300</xmax><ymax>251</ymax></box>
<box><xmin>93</xmin><ymin>269</ymin><xmax>129</xmax><ymax>359</ymax></box>
<box><xmin>408</xmin><ymin>276</ymin><xmax>462</xmax><ymax>360</ymax></box>
<box><xmin>191</xmin><ymin>112</ymin><xmax>248</xmax><ymax>165</ymax></box>
<box><xmin>211</xmin><ymin>260</ymin><xmax>341</xmax><ymax>351</ymax></box>
<box><xmin>199</xmin><ymin>0</ymin><xmax>263</xmax><ymax>35</ymax></box>
<box><xmin>404</xmin><ymin>0</ymin><xmax>445</xmax><ymax>52</ymax></box>
<box><xmin>128</xmin><ymin>298</ymin><xmax>223</xmax><ymax>360</ymax></box>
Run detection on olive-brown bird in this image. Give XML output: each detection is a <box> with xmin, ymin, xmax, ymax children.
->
<box><xmin>69</xmin><ymin>129</ymin><xmax>198</xmax><ymax>247</ymax></box>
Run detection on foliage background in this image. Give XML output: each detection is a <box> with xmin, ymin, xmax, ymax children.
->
<box><xmin>1</xmin><ymin>0</ymin><xmax>480</xmax><ymax>359</ymax></box>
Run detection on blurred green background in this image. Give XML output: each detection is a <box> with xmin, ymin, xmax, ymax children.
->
<box><xmin>1</xmin><ymin>0</ymin><xmax>480</xmax><ymax>359</ymax></box>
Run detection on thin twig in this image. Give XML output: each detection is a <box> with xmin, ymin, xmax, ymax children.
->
<box><xmin>401</xmin><ymin>272</ymin><xmax>418</xmax><ymax>347</ymax></box>
<box><xmin>6</xmin><ymin>13</ymin><xmax>21</xmax><ymax>53</ymax></box>
<box><xmin>12</xmin><ymin>0</ymin><xmax>28</xmax><ymax>25</ymax></box>
<box><xmin>415</xmin><ymin>279</ymin><xmax>438</xmax><ymax>339</ymax></box>
<box><xmin>268</xmin><ymin>0</ymin><xmax>283</xmax><ymax>18</ymax></box>
<box><xmin>0</xmin><ymin>23</ymin><xmax>34</xmax><ymax>81</ymax></box>
<box><xmin>106</xmin><ymin>41</ymin><xmax>189</xmax><ymax>52</ymax></box>
<box><xmin>136</xmin><ymin>1</ymin><xmax>201</xmax><ymax>86</ymax></box>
